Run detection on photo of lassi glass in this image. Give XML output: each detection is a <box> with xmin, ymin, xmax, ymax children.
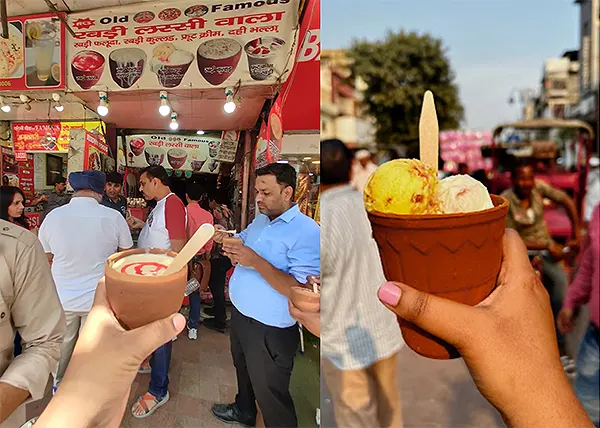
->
<box><xmin>30</xmin><ymin>21</ymin><xmax>57</xmax><ymax>82</ymax></box>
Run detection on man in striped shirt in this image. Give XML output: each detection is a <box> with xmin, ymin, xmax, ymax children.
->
<box><xmin>321</xmin><ymin>139</ymin><xmax>404</xmax><ymax>428</ymax></box>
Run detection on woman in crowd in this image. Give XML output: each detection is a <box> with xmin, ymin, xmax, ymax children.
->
<box><xmin>0</xmin><ymin>186</ymin><xmax>28</xmax><ymax>359</ymax></box>
<box><xmin>0</xmin><ymin>186</ymin><xmax>28</xmax><ymax>228</ymax></box>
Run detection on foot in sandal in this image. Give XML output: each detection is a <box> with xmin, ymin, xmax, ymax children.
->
<box><xmin>131</xmin><ymin>391</ymin><xmax>170</xmax><ymax>418</ymax></box>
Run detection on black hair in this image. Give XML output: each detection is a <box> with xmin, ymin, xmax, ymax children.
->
<box><xmin>106</xmin><ymin>171</ymin><xmax>123</xmax><ymax>185</ymax></box>
<box><xmin>511</xmin><ymin>157</ymin><xmax>534</xmax><ymax>179</ymax></box>
<box><xmin>321</xmin><ymin>139</ymin><xmax>352</xmax><ymax>185</ymax></box>
<box><xmin>186</xmin><ymin>181</ymin><xmax>204</xmax><ymax>201</ymax></box>
<box><xmin>255</xmin><ymin>163</ymin><xmax>297</xmax><ymax>195</ymax></box>
<box><xmin>140</xmin><ymin>165</ymin><xmax>169</xmax><ymax>185</ymax></box>
<box><xmin>0</xmin><ymin>186</ymin><xmax>28</xmax><ymax>228</ymax></box>
<box><xmin>54</xmin><ymin>176</ymin><xmax>66</xmax><ymax>185</ymax></box>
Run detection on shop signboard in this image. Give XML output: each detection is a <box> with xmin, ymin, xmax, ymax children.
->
<box><xmin>1</xmin><ymin>146</ymin><xmax>18</xmax><ymax>187</ymax></box>
<box><xmin>218</xmin><ymin>130</ymin><xmax>240</xmax><ymax>163</ymax></box>
<box><xmin>0</xmin><ymin>13</ymin><xmax>66</xmax><ymax>91</ymax></box>
<box><xmin>83</xmin><ymin>131</ymin><xmax>109</xmax><ymax>170</ymax></box>
<box><xmin>25</xmin><ymin>212</ymin><xmax>41</xmax><ymax>230</ymax></box>
<box><xmin>281</xmin><ymin>0</ymin><xmax>319</xmax><ymax>131</ymax></box>
<box><xmin>125</xmin><ymin>134</ymin><xmax>221</xmax><ymax>174</ymax></box>
<box><xmin>255</xmin><ymin>96</ymin><xmax>283</xmax><ymax>169</ymax></box>
<box><xmin>18</xmin><ymin>153</ymin><xmax>35</xmax><ymax>203</ymax></box>
<box><xmin>66</xmin><ymin>0</ymin><xmax>298</xmax><ymax>91</ymax></box>
<box><xmin>11</xmin><ymin>121</ymin><xmax>104</xmax><ymax>154</ymax></box>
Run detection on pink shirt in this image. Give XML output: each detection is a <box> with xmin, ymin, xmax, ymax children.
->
<box><xmin>563</xmin><ymin>204</ymin><xmax>599</xmax><ymax>327</ymax></box>
<box><xmin>186</xmin><ymin>203</ymin><xmax>214</xmax><ymax>255</ymax></box>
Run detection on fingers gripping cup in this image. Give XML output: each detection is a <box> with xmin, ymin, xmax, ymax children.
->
<box><xmin>105</xmin><ymin>249</ymin><xmax>188</xmax><ymax>329</ymax></box>
<box><xmin>290</xmin><ymin>286</ymin><xmax>320</xmax><ymax>313</ymax></box>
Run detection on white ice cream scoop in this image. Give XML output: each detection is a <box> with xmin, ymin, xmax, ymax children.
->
<box><xmin>437</xmin><ymin>175</ymin><xmax>494</xmax><ymax>214</ymax></box>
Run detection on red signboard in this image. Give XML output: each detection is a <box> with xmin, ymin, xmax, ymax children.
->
<box><xmin>25</xmin><ymin>212</ymin><xmax>41</xmax><ymax>230</ymax></box>
<box><xmin>254</xmin><ymin>96</ymin><xmax>283</xmax><ymax>169</ymax></box>
<box><xmin>0</xmin><ymin>13</ymin><xmax>66</xmax><ymax>91</ymax></box>
<box><xmin>281</xmin><ymin>0</ymin><xmax>320</xmax><ymax>131</ymax></box>
<box><xmin>83</xmin><ymin>131</ymin><xmax>109</xmax><ymax>170</ymax></box>
<box><xmin>18</xmin><ymin>153</ymin><xmax>35</xmax><ymax>203</ymax></box>
<box><xmin>12</xmin><ymin>122</ymin><xmax>69</xmax><ymax>153</ymax></box>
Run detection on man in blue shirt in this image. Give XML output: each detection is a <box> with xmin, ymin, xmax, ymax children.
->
<box><xmin>211</xmin><ymin>163</ymin><xmax>320</xmax><ymax>428</ymax></box>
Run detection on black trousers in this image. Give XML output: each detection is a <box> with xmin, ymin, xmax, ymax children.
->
<box><xmin>208</xmin><ymin>256</ymin><xmax>232</xmax><ymax>325</ymax></box>
<box><xmin>230</xmin><ymin>306</ymin><xmax>300</xmax><ymax>428</ymax></box>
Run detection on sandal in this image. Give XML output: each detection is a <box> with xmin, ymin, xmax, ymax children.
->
<box><xmin>131</xmin><ymin>391</ymin><xmax>170</xmax><ymax>419</ymax></box>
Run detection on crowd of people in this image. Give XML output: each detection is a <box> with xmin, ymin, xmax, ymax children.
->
<box><xmin>0</xmin><ymin>161</ymin><xmax>321</xmax><ymax>427</ymax></box>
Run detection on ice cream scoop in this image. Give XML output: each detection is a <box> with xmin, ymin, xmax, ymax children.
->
<box><xmin>364</xmin><ymin>159</ymin><xmax>440</xmax><ymax>215</ymax></box>
<box><xmin>437</xmin><ymin>175</ymin><xmax>494</xmax><ymax>214</ymax></box>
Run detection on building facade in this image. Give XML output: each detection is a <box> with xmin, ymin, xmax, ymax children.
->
<box><xmin>320</xmin><ymin>49</ymin><xmax>376</xmax><ymax>149</ymax></box>
<box><xmin>569</xmin><ymin>0</ymin><xmax>599</xmax><ymax>126</ymax></box>
<box><xmin>537</xmin><ymin>52</ymin><xmax>580</xmax><ymax>119</ymax></box>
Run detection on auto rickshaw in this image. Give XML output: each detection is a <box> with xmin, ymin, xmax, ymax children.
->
<box><xmin>489</xmin><ymin>118</ymin><xmax>595</xmax><ymax>242</ymax></box>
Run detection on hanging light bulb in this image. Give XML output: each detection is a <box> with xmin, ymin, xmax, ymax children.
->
<box><xmin>0</xmin><ymin>97</ymin><xmax>11</xmax><ymax>113</ymax></box>
<box><xmin>97</xmin><ymin>91</ymin><xmax>109</xmax><ymax>117</ymax></box>
<box><xmin>19</xmin><ymin>94</ymin><xmax>31</xmax><ymax>111</ymax></box>
<box><xmin>196</xmin><ymin>130</ymin><xmax>205</xmax><ymax>135</ymax></box>
<box><xmin>158</xmin><ymin>90</ymin><xmax>171</xmax><ymax>116</ymax></box>
<box><xmin>52</xmin><ymin>93</ymin><xmax>64</xmax><ymax>112</ymax></box>
<box><xmin>223</xmin><ymin>87</ymin><xmax>236</xmax><ymax>113</ymax></box>
<box><xmin>169</xmin><ymin>112</ymin><xmax>179</xmax><ymax>130</ymax></box>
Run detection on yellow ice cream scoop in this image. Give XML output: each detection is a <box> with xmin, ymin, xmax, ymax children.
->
<box><xmin>364</xmin><ymin>159</ymin><xmax>440</xmax><ymax>215</ymax></box>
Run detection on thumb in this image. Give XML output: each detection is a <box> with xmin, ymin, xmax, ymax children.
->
<box><xmin>126</xmin><ymin>313</ymin><xmax>186</xmax><ymax>359</ymax></box>
<box><xmin>378</xmin><ymin>281</ymin><xmax>479</xmax><ymax>350</ymax></box>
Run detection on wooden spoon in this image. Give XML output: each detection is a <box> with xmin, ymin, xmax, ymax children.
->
<box><xmin>163</xmin><ymin>223</ymin><xmax>215</xmax><ymax>275</ymax></box>
<box><xmin>419</xmin><ymin>90</ymin><xmax>439</xmax><ymax>171</ymax></box>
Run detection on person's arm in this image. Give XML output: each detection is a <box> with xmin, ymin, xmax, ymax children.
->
<box><xmin>0</xmin><ymin>238</ymin><xmax>66</xmax><ymax>423</ymax></box>
<box><xmin>538</xmin><ymin>180</ymin><xmax>581</xmax><ymax>242</ymax></box>
<box><xmin>200</xmin><ymin>212</ymin><xmax>214</xmax><ymax>255</ymax></box>
<box><xmin>563</xmin><ymin>243</ymin><xmax>593</xmax><ymax>310</ymax></box>
<box><xmin>115</xmin><ymin>215</ymin><xmax>134</xmax><ymax>252</ymax></box>
<box><xmin>0</xmin><ymin>383</ymin><xmax>30</xmax><ymax>424</ymax></box>
<box><xmin>165</xmin><ymin>196</ymin><xmax>187</xmax><ymax>253</ymax></box>
<box><xmin>377</xmin><ymin>230</ymin><xmax>593</xmax><ymax>428</ymax></box>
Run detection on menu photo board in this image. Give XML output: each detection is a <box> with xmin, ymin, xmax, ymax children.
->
<box><xmin>83</xmin><ymin>131</ymin><xmax>109</xmax><ymax>170</ymax></box>
<box><xmin>125</xmin><ymin>134</ymin><xmax>221</xmax><ymax>174</ymax></box>
<box><xmin>67</xmin><ymin>0</ymin><xmax>298</xmax><ymax>91</ymax></box>
<box><xmin>17</xmin><ymin>153</ymin><xmax>35</xmax><ymax>203</ymax></box>
<box><xmin>218</xmin><ymin>130</ymin><xmax>240</xmax><ymax>163</ymax></box>
<box><xmin>11</xmin><ymin>121</ymin><xmax>105</xmax><ymax>154</ymax></box>
<box><xmin>0</xmin><ymin>13</ymin><xmax>66</xmax><ymax>90</ymax></box>
<box><xmin>254</xmin><ymin>96</ymin><xmax>283</xmax><ymax>169</ymax></box>
<box><xmin>1</xmin><ymin>146</ymin><xmax>19</xmax><ymax>187</ymax></box>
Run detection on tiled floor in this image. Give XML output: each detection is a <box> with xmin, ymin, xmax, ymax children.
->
<box><xmin>119</xmin><ymin>306</ymin><xmax>320</xmax><ymax>428</ymax></box>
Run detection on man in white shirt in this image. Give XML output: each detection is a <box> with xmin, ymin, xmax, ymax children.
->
<box><xmin>38</xmin><ymin>171</ymin><xmax>133</xmax><ymax>392</ymax></box>
<box><xmin>321</xmin><ymin>139</ymin><xmax>404</xmax><ymax>428</ymax></box>
<box><xmin>127</xmin><ymin>165</ymin><xmax>187</xmax><ymax>419</ymax></box>
<box><xmin>351</xmin><ymin>149</ymin><xmax>378</xmax><ymax>193</ymax></box>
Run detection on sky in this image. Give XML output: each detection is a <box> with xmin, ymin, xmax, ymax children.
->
<box><xmin>321</xmin><ymin>0</ymin><xmax>580</xmax><ymax>130</ymax></box>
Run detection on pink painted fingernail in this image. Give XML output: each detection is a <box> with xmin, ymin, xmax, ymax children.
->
<box><xmin>378</xmin><ymin>282</ymin><xmax>401</xmax><ymax>306</ymax></box>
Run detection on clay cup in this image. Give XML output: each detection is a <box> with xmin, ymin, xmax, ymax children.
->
<box><xmin>290</xmin><ymin>286</ymin><xmax>320</xmax><ymax>313</ymax></box>
<box><xmin>105</xmin><ymin>248</ymin><xmax>187</xmax><ymax>329</ymax></box>
<box><xmin>368</xmin><ymin>195</ymin><xmax>509</xmax><ymax>359</ymax></box>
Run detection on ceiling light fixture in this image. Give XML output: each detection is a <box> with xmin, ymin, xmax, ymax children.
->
<box><xmin>0</xmin><ymin>97</ymin><xmax>10</xmax><ymax>113</ymax></box>
<box><xmin>196</xmin><ymin>130</ymin><xmax>205</xmax><ymax>135</ymax></box>
<box><xmin>223</xmin><ymin>87</ymin><xmax>236</xmax><ymax>114</ymax></box>
<box><xmin>158</xmin><ymin>91</ymin><xmax>171</xmax><ymax>116</ymax></box>
<box><xmin>97</xmin><ymin>91</ymin><xmax>109</xmax><ymax>117</ymax></box>
<box><xmin>52</xmin><ymin>93</ymin><xmax>64</xmax><ymax>112</ymax></box>
<box><xmin>169</xmin><ymin>112</ymin><xmax>179</xmax><ymax>131</ymax></box>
